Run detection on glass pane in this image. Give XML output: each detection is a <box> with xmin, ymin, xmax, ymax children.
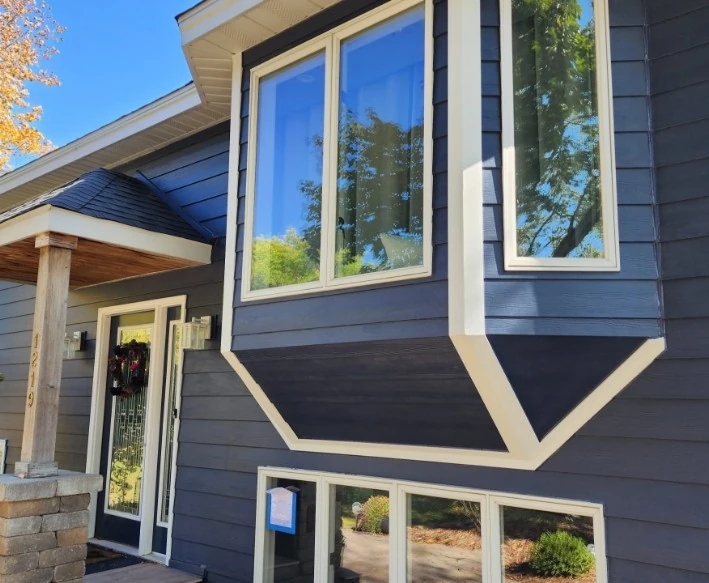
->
<box><xmin>159</xmin><ymin>323</ymin><xmax>181</xmax><ymax>524</ymax></box>
<box><xmin>512</xmin><ymin>0</ymin><xmax>604</xmax><ymax>258</ymax></box>
<box><xmin>330</xmin><ymin>486</ymin><xmax>389</xmax><ymax>583</ymax></box>
<box><xmin>251</xmin><ymin>52</ymin><xmax>326</xmax><ymax>291</ymax></box>
<box><xmin>335</xmin><ymin>7</ymin><xmax>426</xmax><ymax>277</ymax></box>
<box><xmin>265</xmin><ymin>479</ymin><xmax>317</xmax><ymax>583</ymax></box>
<box><xmin>406</xmin><ymin>495</ymin><xmax>482</xmax><ymax>583</ymax></box>
<box><xmin>108</xmin><ymin>326</ymin><xmax>152</xmax><ymax>516</ymax></box>
<box><xmin>501</xmin><ymin>506</ymin><xmax>596</xmax><ymax>582</ymax></box>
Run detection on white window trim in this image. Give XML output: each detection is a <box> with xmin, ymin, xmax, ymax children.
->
<box><xmin>253</xmin><ymin>467</ymin><xmax>608</xmax><ymax>583</ymax></box>
<box><xmin>241</xmin><ymin>0</ymin><xmax>434</xmax><ymax>302</ymax></box>
<box><xmin>500</xmin><ymin>0</ymin><xmax>620</xmax><ymax>271</ymax></box>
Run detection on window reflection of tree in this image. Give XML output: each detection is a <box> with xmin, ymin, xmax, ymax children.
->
<box><xmin>513</xmin><ymin>0</ymin><xmax>603</xmax><ymax>259</ymax></box>
<box><xmin>251</xmin><ymin>112</ymin><xmax>425</xmax><ymax>289</ymax></box>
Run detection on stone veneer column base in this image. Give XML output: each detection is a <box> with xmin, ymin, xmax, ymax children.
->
<box><xmin>0</xmin><ymin>471</ymin><xmax>102</xmax><ymax>583</ymax></box>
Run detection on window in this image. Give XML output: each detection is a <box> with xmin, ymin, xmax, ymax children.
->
<box><xmin>254</xmin><ymin>469</ymin><xmax>608</xmax><ymax>583</ymax></box>
<box><xmin>243</xmin><ymin>0</ymin><xmax>433</xmax><ymax>300</ymax></box>
<box><xmin>501</xmin><ymin>0</ymin><xmax>619</xmax><ymax>270</ymax></box>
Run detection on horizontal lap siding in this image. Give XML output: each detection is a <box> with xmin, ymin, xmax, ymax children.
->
<box><xmin>231</xmin><ymin>0</ymin><xmax>449</xmax><ymax>351</ymax></box>
<box><xmin>125</xmin><ymin>123</ymin><xmax>231</xmax><ymax>242</ymax></box>
<box><xmin>174</xmin><ymin>3</ymin><xmax>708</xmax><ymax>582</ymax></box>
<box><xmin>483</xmin><ymin>0</ymin><xmax>662</xmax><ymax>337</ymax></box>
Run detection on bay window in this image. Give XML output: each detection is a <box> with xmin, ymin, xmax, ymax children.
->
<box><xmin>501</xmin><ymin>0</ymin><xmax>619</xmax><ymax>270</ymax></box>
<box><xmin>242</xmin><ymin>0</ymin><xmax>432</xmax><ymax>300</ymax></box>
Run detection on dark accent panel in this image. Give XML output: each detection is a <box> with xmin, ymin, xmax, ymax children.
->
<box><xmin>489</xmin><ymin>335</ymin><xmax>645</xmax><ymax>439</ymax></box>
<box><xmin>237</xmin><ymin>337</ymin><xmax>506</xmax><ymax>451</ymax></box>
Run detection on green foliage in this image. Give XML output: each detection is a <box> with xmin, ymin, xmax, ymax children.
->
<box><xmin>250</xmin><ymin>228</ymin><xmax>319</xmax><ymax>290</ymax></box>
<box><xmin>530</xmin><ymin>530</ymin><xmax>594</xmax><ymax>577</ymax></box>
<box><xmin>513</xmin><ymin>0</ymin><xmax>603</xmax><ymax>258</ymax></box>
<box><xmin>357</xmin><ymin>495</ymin><xmax>389</xmax><ymax>534</ymax></box>
<box><xmin>0</xmin><ymin>373</ymin><xmax>4</xmax><ymax>382</ymax></box>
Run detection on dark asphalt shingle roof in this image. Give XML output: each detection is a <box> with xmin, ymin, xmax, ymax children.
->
<box><xmin>0</xmin><ymin>169</ymin><xmax>207</xmax><ymax>242</ymax></box>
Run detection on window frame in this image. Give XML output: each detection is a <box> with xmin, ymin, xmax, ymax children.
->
<box><xmin>241</xmin><ymin>0</ymin><xmax>434</xmax><ymax>302</ymax></box>
<box><xmin>500</xmin><ymin>0</ymin><xmax>620</xmax><ymax>272</ymax></box>
<box><xmin>253</xmin><ymin>467</ymin><xmax>609</xmax><ymax>583</ymax></box>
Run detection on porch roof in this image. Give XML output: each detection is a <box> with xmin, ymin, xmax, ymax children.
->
<box><xmin>0</xmin><ymin>169</ymin><xmax>212</xmax><ymax>289</ymax></box>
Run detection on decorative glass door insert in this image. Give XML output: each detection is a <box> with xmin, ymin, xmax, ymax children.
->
<box><xmin>106</xmin><ymin>325</ymin><xmax>152</xmax><ymax>518</ymax></box>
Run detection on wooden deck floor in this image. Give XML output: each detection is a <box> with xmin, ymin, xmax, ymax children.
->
<box><xmin>84</xmin><ymin>563</ymin><xmax>202</xmax><ymax>582</ymax></box>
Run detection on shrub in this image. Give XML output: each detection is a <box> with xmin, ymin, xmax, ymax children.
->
<box><xmin>357</xmin><ymin>495</ymin><xmax>389</xmax><ymax>534</ymax></box>
<box><xmin>530</xmin><ymin>530</ymin><xmax>594</xmax><ymax>578</ymax></box>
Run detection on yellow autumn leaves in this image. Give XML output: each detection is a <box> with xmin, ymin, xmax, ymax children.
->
<box><xmin>0</xmin><ymin>0</ymin><xmax>62</xmax><ymax>170</ymax></box>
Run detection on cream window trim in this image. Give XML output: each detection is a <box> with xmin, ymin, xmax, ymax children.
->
<box><xmin>500</xmin><ymin>0</ymin><xmax>620</xmax><ymax>272</ymax></box>
<box><xmin>241</xmin><ymin>0</ymin><xmax>434</xmax><ymax>302</ymax></box>
<box><xmin>253</xmin><ymin>467</ymin><xmax>609</xmax><ymax>583</ymax></box>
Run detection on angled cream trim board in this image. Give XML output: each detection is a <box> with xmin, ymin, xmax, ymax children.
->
<box><xmin>86</xmin><ymin>295</ymin><xmax>187</xmax><ymax>563</ymax></box>
<box><xmin>500</xmin><ymin>0</ymin><xmax>620</xmax><ymax>271</ymax></box>
<box><xmin>254</xmin><ymin>467</ymin><xmax>609</xmax><ymax>583</ymax></box>
<box><xmin>219</xmin><ymin>3</ymin><xmax>664</xmax><ymax>471</ymax></box>
<box><xmin>447</xmin><ymin>0</ymin><xmax>485</xmax><ymax>336</ymax></box>
<box><xmin>240</xmin><ymin>0</ymin><xmax>433</xmax><ymax>302</ymax></box>
<box><xmin>0</xmin><ymin>85</ymin><xmax>202</xmax><ymax>198</ymax></box>
<box><xmin>533</xmin><ymin>336</ymin><xmax>666</xmax><ymax>466</ymax></box>
<box><xmin>451</xmin><ymin>334</ymin><xmax>539</xmax><ymax>458</ymax></box>
<box><xmin>0</xmin><ymin>206</ymin><xmax>212</xmax><ymax>266</ymax></box>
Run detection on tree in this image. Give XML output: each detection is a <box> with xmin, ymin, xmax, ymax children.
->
<box><xmin>0</xmin><ymin>0</ymin><xmax>63</xmax><ymax>170</ymax></box>
<box><xmin>513</xmin><ymin>0</ymin><xmax>602</xmax><ymax>258</ymax></box>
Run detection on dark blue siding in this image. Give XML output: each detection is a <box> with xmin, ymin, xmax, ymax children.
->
<box><xmin>482</xmin><ymin>0</ymin><xmax>662</xmax><ymax>338</ymax></box>
<box><xmin>125</xmin><ymin>123</ymin><xmax>230</xmax><ymax>241</ymax></box>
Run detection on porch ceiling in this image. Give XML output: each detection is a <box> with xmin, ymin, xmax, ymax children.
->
<box><xmin>0</xmin><ymin>235</ymin><xmax>203</xmax><ymax>289</ymax></box>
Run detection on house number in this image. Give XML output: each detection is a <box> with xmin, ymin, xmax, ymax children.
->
<box><xmin>27</xmin><ymin>333</ymin><xmax>39</xmax><ymax>407</ymax></box>
<box><xmin>29</xmin><ymin>333</ymin><xmax>39</xmax><ymax>389</ymax></box>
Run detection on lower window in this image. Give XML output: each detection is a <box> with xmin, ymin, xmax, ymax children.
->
<box><xmin>255</xmin><ymin>469</ymin><xmax>606</xmax><ymax>583</ymax></box>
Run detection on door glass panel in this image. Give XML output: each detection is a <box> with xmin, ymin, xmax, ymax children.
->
<box><xmin>500</xmin><ymin>506</ymin><xmax>596</xmax><ymax>582</ymax></box>
<box><xmin>158</xmin><ymin>322</ymin><xmax>181</xmax><ymax>525</ymax></box>
<box><xmin>264</xmin><ymin>478</ymin><xmax>317</xmax><ymax>583</ymax></box>
<box><xmin>330</xmin><ymin>485</ymin><xmax>390</xmax><ymax>583</ymax></box>
<box><xmin>406</xmin><ymin>494</ymin><xmax>482</xmax><ymax>582</ymax></box>
<box><xmin>107</xmin><ymin>326</ymin><xmax>152</xmax><ymax>517</ymax></box>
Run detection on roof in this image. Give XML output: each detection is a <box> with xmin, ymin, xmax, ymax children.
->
<box><xmin>0</xmin><ymin>84</ymin><xmax>229</xmax><ymax>215</ymax></box>
<box><xmin>0</xmin><ymin>169</ymin><xmax>207</xmax><ymax>243</ymax></box>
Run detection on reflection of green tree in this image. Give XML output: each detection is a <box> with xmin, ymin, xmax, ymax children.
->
<box><xmin>513</xmin><ymin>0</ymin><xmax>602</xmax><ymax>258</ymax></box>
<box><xmin>109</xmin><ymin>442</ymin><xmax>142</xmax><ymax>514</ymax></box>
<box><xmin>250</xmin><ymin>110</ymin><xmax>424</xmax><ymax>289</ymax></box>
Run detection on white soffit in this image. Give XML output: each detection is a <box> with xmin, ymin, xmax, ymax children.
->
<box><xmin>179</xmin><ymin>0</ymin><xmax>342</xmax><ymax>106</ymax></box>
<box><xmin>0</xmin><ymin>85</ymin><xmax>230</xmax><ymax>214</ymax></box>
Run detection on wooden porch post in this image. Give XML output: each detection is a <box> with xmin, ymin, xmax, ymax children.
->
<box><xmin>15</xmin><ymin>233</ymin><xmax>77</xmax><ymax>478</ymax></box>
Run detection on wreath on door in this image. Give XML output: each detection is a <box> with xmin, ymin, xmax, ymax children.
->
<box><xmin>108</xmin><ymin>340</ymin><xmax>149</xmax><ymax>398</ymax></box>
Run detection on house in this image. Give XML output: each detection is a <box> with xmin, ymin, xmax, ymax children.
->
<box><xmin>0</xmin><ymin>0</ymin><xmax>706</xmax><ymax>581</ymax></box>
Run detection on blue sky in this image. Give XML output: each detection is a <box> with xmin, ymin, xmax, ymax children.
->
<box><xmin>21</xmin><ymin>0</ymin><xmax>198</xmax><ymax>166</ymax></box>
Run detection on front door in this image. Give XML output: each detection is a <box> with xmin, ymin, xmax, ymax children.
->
<box><xmin>94</xmin><ymin>306</ymin><xmax>182</xmax><ymax>555</ymax></box>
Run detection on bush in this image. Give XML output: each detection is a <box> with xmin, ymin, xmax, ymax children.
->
<box><xmin>356</xmin><ymin>495</ymin><xmax>389</xmax><ymax>534</ymax></box>
<box><xmin>530</xmin><ymin>531</ymin><xmax>594</xmax><ymax>578</ymax></box>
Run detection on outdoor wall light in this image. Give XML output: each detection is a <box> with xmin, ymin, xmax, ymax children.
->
<box><xmin>181</xmin><ymin>316</ymin><xmax>217</xmax><ymax>350</ymax></box>
<box><xmin>63</xmin><ymin>331</ymin><xmax>87</xmax><ymax>359</ymax></box>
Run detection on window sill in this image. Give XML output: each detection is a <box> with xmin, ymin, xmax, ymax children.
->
<box><xmin>240</xmin><ymin>264</ymin><xmax>433</xmax><ymax>303</ymax></box>
<box><xmin>504</xmin><ymin>256</ymin><xmax>621</xmax><ymax>273</ymax></box>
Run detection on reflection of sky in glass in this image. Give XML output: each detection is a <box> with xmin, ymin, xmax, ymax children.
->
<box><xmin>253</xmin><ymin>54</ymin><xmax>325</xmax><ymax>238</ymax></box>
<box><xmin>335</xmin><ymin>6</ymin><xmax>425</xmax><ymax>271</ymax></box>
<box><xmin>514</xmin><ymin>0</ymin><xmax>602</xmax><ymax>258</ymax></box>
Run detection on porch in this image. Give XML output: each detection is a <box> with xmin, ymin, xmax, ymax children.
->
<box><xmin>85</xmin><ymin>562</ymin><xmax>202</xmax><ymax>583</ymax></box>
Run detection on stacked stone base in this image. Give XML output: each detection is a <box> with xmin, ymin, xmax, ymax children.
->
<box><xmin>0</xmin><ymin>472</ymin><xmax>102</xmax><ymax>583</ymax></box>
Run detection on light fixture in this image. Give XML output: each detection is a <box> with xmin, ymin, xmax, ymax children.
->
<box><xmin>181</xmin><ymin>316</ymin><xmax>217</xmax><ymax>350</ymax></box>
<box><xmin>63</xmin><ymin>331</ymin><xmax>87</xmax><ymax>359</ymax></box>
